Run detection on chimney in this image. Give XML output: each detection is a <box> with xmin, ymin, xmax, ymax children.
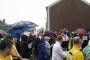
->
<box><xmin>3</xmin><ymin>19</ymin><xmax>5</xmax><ymax>23</ymax></box>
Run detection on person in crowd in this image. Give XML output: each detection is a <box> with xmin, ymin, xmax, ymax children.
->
<box><xmin>15</xmin><ymin>33</ymin><xmax>21</xmax><ymax>54</ymax></box>
<box><xmin>77</xmin><ymin>32</ymin><xmax>84</xmax><ymax>47</ymax></box>
<box><xmin>44</xmin><ymin>36</ymin><xmax>51</xmax><ymax>60</ymax></box>
<box><xmin>34</xmin><ymin>35</ymin><xmax>40</xmax><ymax>56</ymax></box>
<box><xmin>49</xmin><ymin>33</ymin><xmax>56</xmax><ymax>58</ymax></box>
<box><xmin>49</xmin><ymin>33</ymin><xmax>56</xmax><ymax>46</ymax></box>
<box><xmin>67</xmin><ymin>37</ymin><xmax>84</xmax><ymax>60</ymax></box>
<box><xmin>0</xmin><ymin>34</ymin><xmax>3</xmax><ymax>39</ymax></box>
<box><xmin>61</xmin><ymin>31</ymin><xmax>69</xmax><ymax>51</ymax></box>
<box><xmin>20</xmin><ymin>35</ymin><xmax>29</xmax><ymax>58</ymax></box>
<box><xmin>0</xmin><ymin>39</ymin><xmax>13</xmax><ymax>60</ymax></box>
<box><xmin>27</xmin><ymin>33</ymin><xmax>35</xmax><ymax>58</ymax></box>
<box><xmin>5</xmin><ymin>35</ymin><xmax>22</xmax><ymax>60</ymax></box>
<box><xmin>38</xmin><ymin>35</ymin><xmax>47</xmax><ymax>60</ymax></box>
<box><xmin>38</xmin><ymin>31</ymin><xmax>44</xmax><ymax>40</ymax></box>
<box><xmin>68</xmin><ymin>38</ymin><xmax>73</xmax><ymax>50</ymax></box>
<box><xmin>82</xmin><ymin>34</ymin><xmax>88</xmax><ymax>49</ymax></box>
<box><xmin>52</xmin><ymin>35</ymin><xmax>68</xmax><ymax>60</ymax></box>
<box><xmin>83</xmin><ymin>35</ymin><xmax>90</xmax><ymax>60</ymax></box>
<box><xmin>68</xmin><ymin>32</ymin><xmax>78</xmax><ymax>50</ymax></box>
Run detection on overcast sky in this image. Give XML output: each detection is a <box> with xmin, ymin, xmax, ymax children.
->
<box><xmin>0</xmin><ymin>0</ymin><xmax>90</xmax><ymax>29</ymax></box>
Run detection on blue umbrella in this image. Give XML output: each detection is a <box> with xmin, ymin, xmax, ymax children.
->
<box><xmin>12</xmin><ymin>21</ymin><xmax>37</xmax><ymax>28</ymax></box>
<box><xmin>8</xmin><ymin>26</ymin><xmax>29</xmax><ymax>34</ymax></box>
<box><xmin>7</xmin><ymin>21</ymin><xmax>38</xmax><ymax>39</ymax></box>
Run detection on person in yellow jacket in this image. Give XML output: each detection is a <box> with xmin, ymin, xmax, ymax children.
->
<box><xmin>0</xmin><ymin>39</ymin><xmax>13</xmax><ymax>60</ymax></box>
<box><xmin>11</xmin><ymin>44</ymin><xmax>21</xmax><ymax>60</ymax></box>
<box><xmin>5</xmin><ymin>35</ymin><xmax>22</xmax><ymax>60</ymax></box>
<box><xmin>67</xmin><ymin>37</ymin><xmax>84</xmax><ymax>60</ymax></box>
<box><xmin>10</xmin><ymin>36</ymin><xmax>22</xmax><ymax>60</ymax></box>
<box><xmin>0</xmin><ymin>55</ymin><xmax>13</xmax><ymax>60</ymax></box>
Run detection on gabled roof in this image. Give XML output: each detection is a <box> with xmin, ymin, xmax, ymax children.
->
<box><xmin>47</xmin><ymin>0</ymin><xmax>90</xmax><ymax>8</ymax></box>
<box><xmin>82</xmin><ymin>0</ymin><xmax>90</xmax><ymax>5</ymax></box>
<box><xmin>47</xmin><ymin>0</ymin><xmax>61</xmax><ymax>8</ymax></box>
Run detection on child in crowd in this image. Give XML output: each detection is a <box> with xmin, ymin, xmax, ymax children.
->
<box><xmin>0</xmin><ymin>39</ymin><xmax>13</xmax><ymax>60</ymax></box>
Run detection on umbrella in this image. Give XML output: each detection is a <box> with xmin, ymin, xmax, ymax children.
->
<box><xmin>8</xmin><ymin>26</ymin><xmax>29</xmax><ymax>34</ymax></box>
<box><xmin>7</xmin><ymin>21</ymin><xmax>38</xmax><ymax>35</ymax></box>
<box><xmin>11</xmin><ymin>21</ymin><xmax>37</xmax><ymax>28</ymax></box>
<box><xmin>75</xmin><ymin>28</ymin><xmax>87</xmax><ymax>36</ymax></box>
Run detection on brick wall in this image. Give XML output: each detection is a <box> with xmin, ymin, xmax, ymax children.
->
<box><xmin>48</xmin><ymin>0</ymin><xmax>90</xmax><ymax>31</ymax></box>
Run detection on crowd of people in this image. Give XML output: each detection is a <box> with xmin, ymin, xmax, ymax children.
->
<box><xmin>0</xmin><ymin>29</ymin><xmax>90</xmax><ymax>60</ymax></box>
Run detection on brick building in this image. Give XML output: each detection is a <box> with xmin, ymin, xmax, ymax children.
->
<box><xmin>46</xmin><ymin>0</ymin><xmax>90</xmax><ymax>31</ymax></box>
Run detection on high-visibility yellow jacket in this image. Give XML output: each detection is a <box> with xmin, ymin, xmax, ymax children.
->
<box><xmin>0</xmin><ymin>55</ymin><xmax>13</xmax><ymax>60</ymax></box>
<box><xmin>67</xmin><ymin>45</ymin><xmax>84</xmax><ymax>60</ymax></box>
<box><xmin>11</xmin><ymin>45</ymin><xmax>20</xmax><ymax>59</ymax></box>
<box><xmin>88</xmin><ymin>40</ymin><xmax>90</xmax><ymax>45</ymax></box>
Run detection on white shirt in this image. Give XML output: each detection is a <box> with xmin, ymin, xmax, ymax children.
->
<box><xmin>52</xmin><ymin>41</ymin><xmax>67</xmax><ymax>60</ymax></box>
<box><xmin>82</xmin><ymin>36</ymin><xmax>88</xmax><ymax>40</ymax></box>
<box><xmin>62</xmin><ymin>35</ymin><xmax>69</xmax><ymax>41</ymax></box>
